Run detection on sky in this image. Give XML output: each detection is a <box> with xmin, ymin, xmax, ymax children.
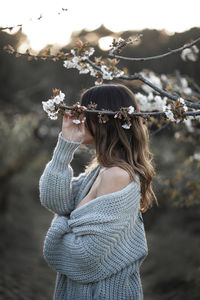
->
<box><xmin>0</xmin><ymin>0</ymin><xmax>199</xmax><ymax>52</ymax></box>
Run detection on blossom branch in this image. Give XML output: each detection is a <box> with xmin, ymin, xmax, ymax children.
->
<box><xmin>2</xmin><ymin>45</ymin><xmax>71</xmax><ymax>61</ymax></box>
<box><xmin>109</xmin><ymin>36</ymin><xmax>200</xmax><ymax>61</ymax></box>
<box><xmin>86</xmin><ymin>58</ymin><xmax>200</xmax><ymax>109</ymax></box>
<box><xmin>0</xmin><ymin>24</ymin><xmax>23</xmax><ymax>31</ymax></box>
<box><xmin>0</xmin><ymin>9</ymin><xmax>68</xmax><ymax>32</ymax></box>
<box><xmin>3</xmin><ymin>35</ymin><xmax>200</xmax><ymax>123</ymax></box>
<box><xmin>3</xmin><ymin>44</ymin><xmax>200</xmax><ymax>109</ymax></box>
<box><xmin>59</xmin><ymin>104</ymin><xmax>200</xmax><ymax>118</ymax></box>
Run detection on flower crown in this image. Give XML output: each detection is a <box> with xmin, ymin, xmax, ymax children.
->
<box><xmin>42</xmin><ymin>89</ymin><xmax>136</xmax><ymax>129</ymax></box>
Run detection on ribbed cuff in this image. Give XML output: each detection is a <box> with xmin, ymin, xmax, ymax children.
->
<box><xmin>50</xmin><ymin>132</ymin><xmax>81</xmax><ymax>171</ymax></box>
<box><xmin>50</xmin><ymin>215</ymin><xmax>72</xmax><ymax>235</ymax></box>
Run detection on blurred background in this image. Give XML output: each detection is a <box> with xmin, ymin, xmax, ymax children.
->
<box><xmin>0</xmin><ymin>1</ymin><xmax>200</xmax><ymax>299</ymax></box>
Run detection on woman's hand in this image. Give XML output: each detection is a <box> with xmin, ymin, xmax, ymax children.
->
<box><xmin>62</xmin><ymin>111</ymin><xmax>86</xmax><ymax>143</ymax></box>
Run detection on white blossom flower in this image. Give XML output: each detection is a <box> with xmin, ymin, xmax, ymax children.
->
<box><xmin>122</xmin><ymin>123</ymin><xmax>131</xmax><ymax>129</ymax></box>
<box><xmin>80</xmin><ymin>56</ymin><xmax>88</xmax><ymax>61</ymax></box>
<box><xmin>178</xmin><ymin>78</ymin><xmax>192</xmax><ymax>95</ymax></box>
<box><xmin>161</xmin><ymin>74</ymin><xmax>167</xmax><ymax>81</ymax></box>
<box><xmin>51</xmin><ymin>91</ymin><xmax>65</xmax><ymax>105</ymax></box>
<box><xmin>79</xmin><ymin>68</ymin><xmax>90</xmax><ymax>74</ymax></box>
<box><xmin>165</xmin><ymin>110</ymin><xmax>176</xmax><ymax>122</ymax></box>
<box><xmin>53</xmin><ymin>96</ymin><xmax>61</xmax><ymax>104</ymax></box>
<box><xmin>181</xmin><ymin>45</ymin><xmax>199</xmax><ymax>62</ymax></box>
<box><xmin>85</xmin><ymin>48</ymin><xmax>95</xmax><ymax>57</ymax></box>
<box><xmin>72</xmin><ymin>119</ymin><xmax>81</xmax><ymax>124</ymax></box>
<box><xmin>59</xmin><ymin>91</ymin><xmax>65</xmax><ymax>101</ymax></box>
<box><xmin>48</xmin><ymin>112</ymin><xmax>58</xmax><ymax>120</ymax></box>
<box><xmin>184</xmin><ymin>87</ymin><xmax>192</xmax><ymax>95</ymax></box>
<box><xmin>72</xmin><ymin>56</ymin><xmax>80</xmax><ymax>64</ymax></box>
<box><xmin>95</xmin><ymin>80</ymin><xmax>103</xmax><ymax>86</ymax></box>
<box><xmin>42</xmin><ymin>99</ymin><xmax>54</xmax><ymax>112</ymax></box>
<box><xmin>42</xmin><ymin>90</ymin><xmax>65</xmax><ymax>120</ymax></box>
<box><xmin>128</xmin><ymin>106</ymin><xmax>135</xmax><ymax>114</ymax></box>
<box><xmin>147</xmin><ymin>92</ymin><xmax>154</xmax><ymax>101</ymax></box>
<box><xmin>140</xmin><ymin>71</ymin><xmax>163</xmax><ymax>93</ymax></box>
<box><xmin>178</xmin><ymin>97</ymin><xmax>188</xmax><ymax>111</ymax></box>
<box><xmin>71</xmin><ymin>49</ymin><xmax>76</xmax><ymax>55</ymax></box>
<box><xmin>88</xmin><ymin>65</ymin><xmax>98</xmax><ymax>77</ymax></box>
<box><xmin>76</xmin><ymin>64</ymin><xmax>83</xmax><ymax>71</ymax></box>
<box><xmin>163</xmin><ymin>106</ymin><xmax>176</xmax><ymax>122</ymax></box>
<box><xmin>100</xmin><ymin>65</ymin><xmax>113</xmax><ymax>80</ymax></box>
<box><xmin>118</xmin><ymin>37</ymin><xmax>125</xmax><ymax>43</ymax></box>
<box><xmin>101</xmin><ymin>65</ymin><xmax>108</xmax><ymax>72</ymax></box>
<box><xmin>102</xmin><ymin>72</ymin><xmax>113</xmax><ymax>80</ymax></box>
<box><xmin>114</xmin><ymin>70</ymin><xmax>124</xmax><ymax>78</ymax></box>
<box><xmin>135</xmin><ymin>92</ymin><xmax>167</xmax><ymax>112</ymax></box>
<box><xmin>193</xmin><ymin>153</ymin><xmax>200</xmax><ymax>161</ymax></box>
<box><xmin>63</xmin><ymin>60</ymin><xmax>76</xmax><ymax>69</ymax></box>
<box><xmin>180</xmin><ymin>78</ymin><xmax>188</xmax><ymax>88</ymax></box>
<box><xmin>179</xmin><ymin>97</ymin><xmax>185</xmax><ymax>104</ymax></box>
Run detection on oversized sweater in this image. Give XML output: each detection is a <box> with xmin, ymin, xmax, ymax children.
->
<box><xmin>39</xmin><ymin>132</ymin><xmax>148</xmax><ymax>300</ymax></box>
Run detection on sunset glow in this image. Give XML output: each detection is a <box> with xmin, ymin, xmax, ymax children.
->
<box><xmin>1</xmin><ymin>0</ymin><xmax>199</xmax><ymax>51</ymax></box>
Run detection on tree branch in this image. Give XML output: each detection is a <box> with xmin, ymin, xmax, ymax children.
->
<box><xmin>86</xmin><ymin>58</ymin><xmax>200</xmax><ymax>109</ymax></box>
<box><xmin>0</xmin><ymin>9</ymin><xmax>68</xmax><ymax>32</ymax></box>
<box><xmin>109</xmin><ymin>36</ymin><xmax>200</xmax><ymax>61</ymax></box>
<box><xmin>4</xmin><ymin>40</ymin><xmax>200</xmax><ymax>110</ymax></box>
<box><xmin>59</xmin><ymin>104</ymin><xmax>200</xmax><ymax>118</ymax></box>
<box><xmin>150</xmin><ymin>122</ymin><xmax>171</xmax><ymax>136</ymax></box>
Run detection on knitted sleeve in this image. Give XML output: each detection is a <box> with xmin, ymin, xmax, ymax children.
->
<box><xmin>43</xmin><ymin>189</ymin><xmax>141</xmax><ymax>284</ymax></box>
<box><xmin>39</xmin><ymin>132</ymin><xmax>86</xmax><ymax>215</ymax></box>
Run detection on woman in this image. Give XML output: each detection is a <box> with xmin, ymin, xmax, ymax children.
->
<box><xmin>39</xmin><ymin>84</ymin><xmax>158</xmax><ymax>300</ymax></box>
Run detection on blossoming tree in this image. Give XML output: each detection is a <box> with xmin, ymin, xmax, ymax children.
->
<box><xmin>1</xmin><ymin>21</ymin><xmax>200</xmax><ymax>208</ymax></box>
<box><xmin>4</xmin><ymin>35</ymin><xmax>200</xmax><ymax>129</ymax></box>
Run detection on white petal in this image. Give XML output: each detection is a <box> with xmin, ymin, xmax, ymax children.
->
<box><xmin>128</xmin><ymin>106</ymin><xmax>135</xmax><ymax>114</ymax></box>
<box><xmin>72</xmin><ymin>119</ymin><xmax>81</xmax><ymax>124</ymax></box>
<box><xmin>53</xmin><ymin>95</ymin><xmax>62</xmax><ymax>104</ymax></box>
<box><xmin>179</xmin><ymin>97</ymin><xmax>185</xmax><ymax>104</ymax></box>
<box><xmin>72</xmin><ymin>56</ymin><xmax>79</xmax><ymax>64</ymax></box>
<box><xmin>122</xmin><ymin>124</ymin><xmax>130</xmax><ymax>129</ymax></box>
<box><xmin>59</xmin><ymin>91</ymin><xmax>65</xmax><ymax>101</ymax></box>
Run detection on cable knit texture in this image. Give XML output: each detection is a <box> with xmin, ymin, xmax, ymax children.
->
<box><xmin>39</xmin><ymin>132</ymin><xmax>148</xmax><ymax>300</ymax></box>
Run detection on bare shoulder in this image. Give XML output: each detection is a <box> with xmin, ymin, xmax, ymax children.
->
<box><xmin>96</xmin><ymin>167</ymin><xmax>132</xmax><ymax>197</ymax></box>
<box><xmin>101</xmin><ymin>166</ymin><xmax>131</xmax><ymax>180</ymax></box>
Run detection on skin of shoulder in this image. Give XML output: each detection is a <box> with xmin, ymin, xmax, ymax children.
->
<box><xmin>96</xmin><ymin>167</ymin><xmax>132</xmax><ymax>198</ymax></box>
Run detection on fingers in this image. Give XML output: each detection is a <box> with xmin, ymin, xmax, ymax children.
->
<box><xmin>63</xmin><ymin>111</ymin><xmax>86</xmax><ymax>123</ymax></box>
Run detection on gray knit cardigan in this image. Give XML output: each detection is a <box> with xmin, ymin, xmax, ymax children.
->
<box><xmin>39</xmin><ymin>132</ymin><xmax>148</xmax><ymax>300</ymax></box>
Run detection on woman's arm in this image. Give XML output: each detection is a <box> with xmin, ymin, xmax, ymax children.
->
<box><xmin>39</xmin><ymin>132</ymin><xmax>86</xmax><ymax>215</ymax></box>
<box><xmin>39</xmin><ymin>109</ymin><xmax>89</xmax><ymax>215</ymax></box>
<box><xmin>43</xmin><ymin>212</ymin><xmax>139</xmax><ymax>284</ymax></box>
<box><xmin>43</xmin><ymin>174</ymin><xmax>143</xmax><ymax>284</ymax></box>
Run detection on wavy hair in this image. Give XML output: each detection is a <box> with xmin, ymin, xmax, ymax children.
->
<box><xmin>80</xmin><ymin>83</ymin><xmax>158</xmax><ymax>212</ymax></box>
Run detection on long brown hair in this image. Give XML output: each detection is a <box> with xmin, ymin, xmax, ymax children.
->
<box><xmin>80</xmin><ymin>83</ymin><xmax>158</xmax><ymax>212</ymax></box>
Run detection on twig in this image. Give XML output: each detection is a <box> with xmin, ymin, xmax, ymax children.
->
<box><xmin>150</xmin><ymin>122</ymin><xmax>171</xmax><ymax>136</ymax></box>
<box><xmin>0</xmin><ymin>24</ymin><xmax>22</xmax><ymax>31</ymax></box>
<box><xmin>86</xmin><ymin>58</ymin><xmax>200</xmax><ymax>109</ymax></box>
<box><xmin>0</xmin><ymin>9</ymin><xmax>67</xmax><ymax>32</ymax></box>
<box><xmin>59</xmin><ymin>104</ymin><xmax>200</xmax><ymax>117</ymax></box>
<box><xmin>109</xmin><ymin>36</ymin><xmax>200</xmax><ymax>61</ymax></box>
<box><xmin>3</xmin><ymin>43</ymin><xmax>200</xmax><ymax>110</ymax></box>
